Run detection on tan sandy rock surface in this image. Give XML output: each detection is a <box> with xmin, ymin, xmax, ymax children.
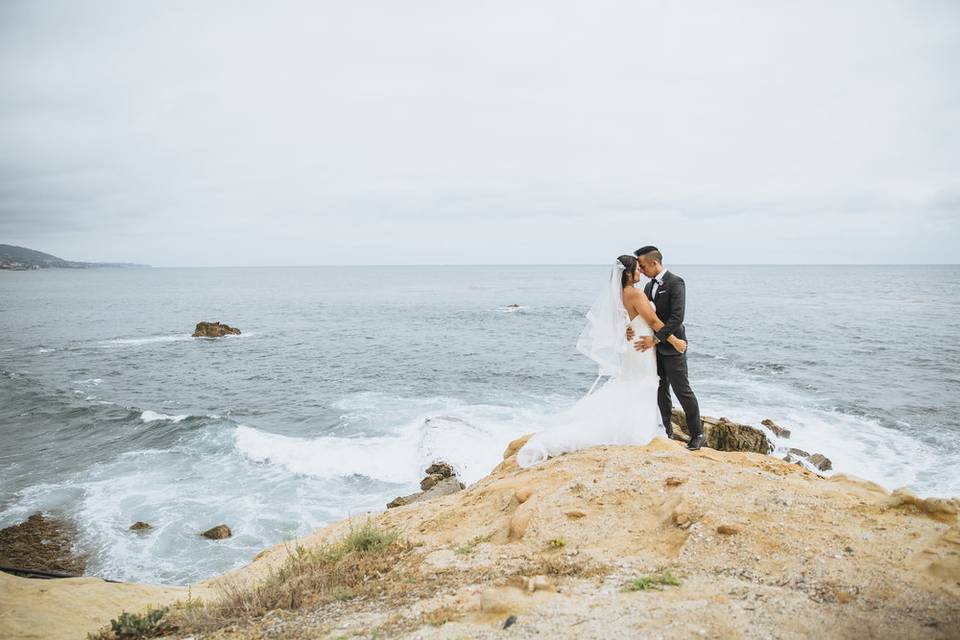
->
<box><xmin>3</xmin><ymin>436</ymin><xmax>959</xmax><ymax>639</ymax></box>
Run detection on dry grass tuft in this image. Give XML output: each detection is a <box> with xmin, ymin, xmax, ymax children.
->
<box><xmin>521</xmin><ymin>554</ymin><xmax>610</xmax><ymax>578</ymax></box>
<box><xmin>421</xmin><ymin>604</ymin><xmax>461</xmax><ymax>627</ymax></box>
<box><xmin>159</xmin><ymin>523</ymin><xmax>410</xmax><ymax>636</ymax></box>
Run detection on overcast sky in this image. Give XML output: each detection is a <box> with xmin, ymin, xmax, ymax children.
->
<box><xmin>1</xmin><ymin>1</ymin><xmax>958</xmax><ymax>266</ymax></box>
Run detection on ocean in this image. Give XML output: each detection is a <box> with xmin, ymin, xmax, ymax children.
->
<box><xmin>1</xmin><ymin>265</ymin><xmax>957</xmax><ymax>586</ymax></box>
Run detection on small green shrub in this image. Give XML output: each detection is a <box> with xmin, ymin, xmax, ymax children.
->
<box><xmin>546</xmin><ymin>537</ymin><xmax>566</xmax><ymax>550</ymax></box>
<box><xmin>342</xmin><ymin>522</ymin><xmax>399</xmax><ymax>554</ymax></box>
<box><xmin>107</xmin><ymin>607</ymin><xmax>169</xmax><ymax>639</ymax></box>
<box><xmin>623</xmin><ymin>571</ymin><xmax>682</xmax><ymax>592</ymax></box>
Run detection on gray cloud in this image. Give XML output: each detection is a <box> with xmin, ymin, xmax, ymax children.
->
<box><xmin>1</xmin><ymin>0</ymin><xmax>958</xmax><ymax>265</ymax></box>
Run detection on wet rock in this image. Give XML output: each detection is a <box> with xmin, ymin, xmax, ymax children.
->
<box><xmin>201</xmin><ymin>524</ymin><xmax>232</xmax><ymax>540</ymax></box>
<box><xmin>425</xmin><ymin>461</ymin><xmax>455</xmax><ymax>478</ymax></box>
<box><xmin>0</xmin><ymin>513</ymin><xmax>86</xmax><ymax>575</ymax></box>
<box><xmin>192</xmin><ymin>321</ymin><xmax>241</xmax><ymax>338</ymax></box>
<box><xmin>789</xmin><ymin>447</ymin><xmax>811</xmax><ymax>458</ymax></box>
<box><xmin>761</xmin><ymin>418</ymin><xmax>792</xmax><ymax>438</ymax></box>
<box><xmin>129</xmin><ymin>521</ymin><xmax>152</xmax><ymax>532</ymax></box>
<box><xmin>420</xmin><ymin>475</ymin><xmax>441</xmax><ymax>491</ymax></box>
<box><xmin>808</xmin><ymin>453</ymin><xmax>833</xmax><ymax>471</ymax></box>
<box><xmin>672</xmin><ymin>410</ymin><xmax>773</xmax><ymax>454</ymax></box>
<box><xmin>388</xmin><ymin>461</ymin><xmax>465</xmax><ymax>509</ymax></box>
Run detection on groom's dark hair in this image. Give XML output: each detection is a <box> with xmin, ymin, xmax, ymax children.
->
<box><xmin>635</xmin><ymin>245</ymin><xmax>662</xmax><ymax>263</ymax></box>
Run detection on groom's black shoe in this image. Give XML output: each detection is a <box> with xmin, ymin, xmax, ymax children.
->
<box><xmin>686</xmin><ymin>434</ymin><xmax>706</xmax><ymax>451</ymax></box>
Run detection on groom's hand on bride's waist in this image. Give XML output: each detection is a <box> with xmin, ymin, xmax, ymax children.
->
<box><xmin>634</xmin><ymin>336</ymin><xmax>655</xmax><ymax>352</ymax></box>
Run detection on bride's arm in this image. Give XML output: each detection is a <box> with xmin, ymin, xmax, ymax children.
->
<box><xmin>629</xmin><ymin>294</ymin><xmax>687</xmax><ymax>353</ymax></box>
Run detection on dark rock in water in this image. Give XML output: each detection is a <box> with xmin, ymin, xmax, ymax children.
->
<box><xmin>201</xmin><ymin>524</ymin><xmax>232</xmax><ymax>539</ymax></box>
<box><xmin>425</xmin><ymin>461</ymin><xmax>455</xmax><ymax>478</ymax></box>
<box><xmin>420</xmin><ymin>461</ymin><xmax>457</xmax><ymax>489</ymax></box>
<box><xmin>0</xmin><ymin>513</ymin><xmax>87</xmax><ymax>575</ymax></box>
<box><xmin>388</xmin><ymin>461</ymin><xmax>465</xmax><ymax>509</ymax></box>
<box><xmin>808</xmin><ymin>453</ymin><xmax>833</xmax><ymax>471</ymax></box>
<box><xmin>789</xmin><ymin>447</ymin><xmax>811</xmax><ymax>458</ymax></box>
<box><xmin>129</xmin><ymin>521</ymin><xmax>153</xmax><ymax>532</ymax></box>
<box><xmin>672</xmin><ymin>409</ymin><xmax>773</xmax><ymax>454</ymax></box>
<box><xmin>761</xmin><ymin>419</ymin><xmax>791</xmax><ymax>439</ymax></box>
<box><xmin>192</xmin><ymin>321</ymin><xmax>241</xmax><ymax>338</ymax></box>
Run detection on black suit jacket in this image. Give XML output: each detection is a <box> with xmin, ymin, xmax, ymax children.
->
<box><xmin>643</xmin><ymin>270</ymin><xmax>687</xmax><ymax>356</ymax></box>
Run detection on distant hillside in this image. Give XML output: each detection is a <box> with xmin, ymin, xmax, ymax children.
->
<box><xmin>0</xmin><ymin>244</ymin><xmax>149</xmax><ymax>270</ymax></box>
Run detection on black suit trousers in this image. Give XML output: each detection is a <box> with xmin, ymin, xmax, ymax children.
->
<box><xmin>656</xmin><ymin>352</ymin><xmax>702</xmax><ymax>437</ymax></box>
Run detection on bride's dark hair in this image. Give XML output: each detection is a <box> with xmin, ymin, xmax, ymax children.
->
<box><xmin>618</xmin><ymin>254</ymin><xmax>638</xmax><ymax>288</ymax></box>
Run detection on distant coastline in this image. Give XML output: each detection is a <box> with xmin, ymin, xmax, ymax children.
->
<box><xmin>0</xmin><ymin>244</ymin><xmax>150</xmax><ymax>270</ymax></box>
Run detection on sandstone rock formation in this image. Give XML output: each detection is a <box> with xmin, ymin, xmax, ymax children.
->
<box><xmin>387</xmin><ymin>461</ymin><xmax>465</xmax><ymax>508</ymax></box>
<box><xmin>671</xmin><ymin>409</ymin><xmax>773</xmax><ymax>454</ymax></box>
<box><xmin>200</xmin><ymin>524</ymin><xmax>232</xmax><ymax>540</ymax></box>
<box><xmin>6</xmin><ymin>440</ymin><xmax>959</xmax><ymax>640</ymax></box>
<box><xmin>195</xmin><ymin>438</ymin><xmax>959</xmax><ymax>639</ymax></box>
<box><xmin>192</xmin><ymin>321</ymin><xmax>241</xmax><ymax>338</ymax></box>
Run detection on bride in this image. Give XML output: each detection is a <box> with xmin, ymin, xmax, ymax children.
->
<box><xmin>516</xmin><ymin>254</ymin><xmax>687</xmax><ymax>468</ymax></box>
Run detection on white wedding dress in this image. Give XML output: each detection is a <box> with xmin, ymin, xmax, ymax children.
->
<box><xmin>517</xmin><ymin>302</ymin><xmax>664</xmax><ymax>468</ymax></box>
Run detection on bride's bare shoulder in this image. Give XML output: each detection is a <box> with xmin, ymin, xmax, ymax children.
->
<box><xmin>622</xmin><ymin>286</ymin><xmax>641</xmax><ymax>301</ymax></box>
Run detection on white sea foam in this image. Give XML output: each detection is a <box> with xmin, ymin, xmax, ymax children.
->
<box><xmin>100</xmin><ymin>335</ymin><xmax>192</xmax><ymax>347</ymax></box>
<box><xmin>75</xmin><ymin>378</ymin><xmax>103</xmax><ymax>385</ymax></box>
<box><xmin>235</xmin><ymin>397</ymin><xmax>550</xmax><ymax>486</ymax></box>
<box><xmin>140</xmin><ymin>410</ymin><xmax>189</xmax><ymax>423</ymax></box>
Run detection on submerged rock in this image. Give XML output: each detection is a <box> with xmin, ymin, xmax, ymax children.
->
<box><xmin>388</xmin><ymin>461</ymin><xmax>465</xmax><ymax>509</ymax></box>
<box><xmin>129</xmin><ymin>521</ymin><xmax>153</xmax><ymax>532</ymax></box>
<box><xmin>201</xmin><ymin>524</ymin><xmax>232</xmax><ymax>540</ymax></box>
<box><xmin>672</xmin><ymin>410</ymin><xmax>773</xmax><ymax>454</ymax></box>
<box><xmin>192</xmin><ymin>321</ymin><xmax>241</xmax><ymax>338</ymax></box>
<box><xmin>0</xmin><ymin>513</ymin><xmax>86</xmax><ymax>575</ymax></box>
<box><xmin>761</xmin><ymin>418</ymin><xmax>792</xmax><ymax>439</ymax></box>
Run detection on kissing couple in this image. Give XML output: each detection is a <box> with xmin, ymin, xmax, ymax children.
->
<box><xmin>517</xmin><ymin>246</ymin><xmax>705</xmax><ymax>468</ymax></box>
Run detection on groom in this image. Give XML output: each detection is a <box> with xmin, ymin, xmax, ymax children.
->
<box><xmin>629</xmin><ymin>246</ymin><xmax>705</xmax><ymax>451</ymax></box>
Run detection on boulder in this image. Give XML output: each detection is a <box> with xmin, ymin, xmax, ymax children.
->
<box><xmin>808</xmin><ymin>453</ymin><xmax>833</xmax><ymax>471</ymax></box>
<box><xmin>129</xmin><ymin>521</ymin><xmax>152</xmax><ymax>532</ymax></box>
<box><xmin>201</xmin><ymin>524</ymin><xmax>232</xmax><ymax>540</ymax></box>
<box><xmin>192</xmin><ymin>321</ymin><xmax>241</xmax><ymax>338</ymax></box>
<box><xmin>761</xmin><ymin>419</ymin><xmax>792</xmax><ymax>439</ymax></box>
<box><xmin>672</xmin><ymin>410</ymin><xmax>773</xmax><ymax>454</ymax></box>
<box><xmin>388</xmin><ymin>462</ymin><xmax>465</xmax><ymax>509</ymax></box>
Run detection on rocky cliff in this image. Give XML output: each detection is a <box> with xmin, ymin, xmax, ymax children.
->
<box><xmin>3</xmin><ymin>437</ymin><xmax>958</xmax><ymax>639</ymax></box>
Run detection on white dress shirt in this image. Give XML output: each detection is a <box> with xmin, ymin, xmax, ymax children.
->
<box><xmin>650</xmin><ymin>268</ymin><xmax>668</xmax><ymax>300</ymax></box>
